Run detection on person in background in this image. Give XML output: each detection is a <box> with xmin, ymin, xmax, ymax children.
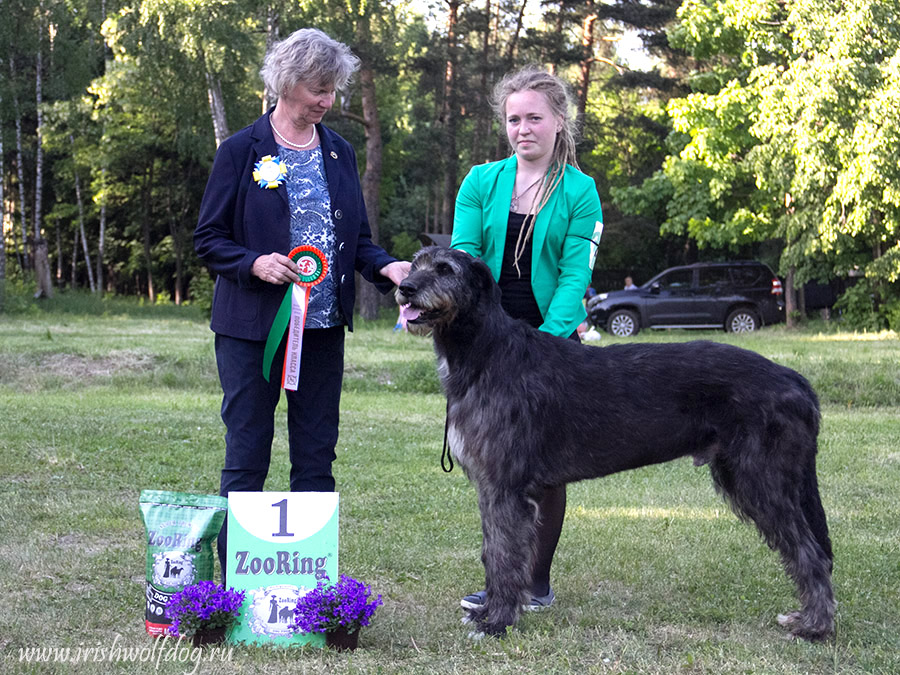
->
<box><xmin>451</xmin><ymin>65</ymin><xmax>603</xmax><ymax>612</ymax></box>
<box><xmin>624</xmin><ymin>276</ymin><xmax>638</xmax><ymax>290</ymax></box>
<box><xmin>577</xmin><ymin>286</ymin><xmax>598</xmax><ymax>338</ymax></box>
<box><xmin>194</xmin><ymin>28</ymin><xmax>410</xmax><ymax>574</ymax></box>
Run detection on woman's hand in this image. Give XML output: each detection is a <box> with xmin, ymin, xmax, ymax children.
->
<box><xmin>251</xmin><ymin>253</ymin><xmax>300</xmax><ymax>285</ymax></box>
<box><xmin>379</xmin><ymin>260</ymin><xmax>412</xmax><ymax>286</ymax></box>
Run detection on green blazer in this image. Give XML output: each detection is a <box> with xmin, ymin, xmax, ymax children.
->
<box><xmin>451</xmin><ymin>156</ymin><xmax>604</xmax><ymax>338</ymax></box>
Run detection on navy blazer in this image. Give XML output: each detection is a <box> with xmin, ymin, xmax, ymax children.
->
<box><xmin>194</xmin><ymin>111</ymin><xmax>396</xmax><ymax>339</ymax></box>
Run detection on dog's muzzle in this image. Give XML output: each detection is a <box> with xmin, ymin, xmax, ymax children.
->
<box><xmin>396</xmin><ymin>280</ymin><xmax>427</xmax><ymax>324</ymax></box>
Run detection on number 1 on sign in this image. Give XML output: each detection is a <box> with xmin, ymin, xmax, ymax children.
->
<box><xmin>272</xmin><ymin>498</ymin><xmax>294</xmax><ymax>537</ymax></box>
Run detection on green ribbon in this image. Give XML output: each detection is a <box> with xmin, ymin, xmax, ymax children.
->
<box><xmin>262</xmin><ymin>287</ymin><xmax>295</xmax><ymax>383</ymax></box>
<box><xmin>261</xmin><ymin>246</ymin><xmax>328</xmax><ymax>383</ymax></box>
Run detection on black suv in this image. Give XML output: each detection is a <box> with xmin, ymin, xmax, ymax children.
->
<box><xmin>588</xmin><ymin>261</ymin><xmax>785</xmax><ymax>336</ymax></box>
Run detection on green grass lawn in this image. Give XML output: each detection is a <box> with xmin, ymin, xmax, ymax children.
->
<box><xmin>1</xmin><ymin>300</ymin><xmax>898</xmax><ymax>673</ymax></box>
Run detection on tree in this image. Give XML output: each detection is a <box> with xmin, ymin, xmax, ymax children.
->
<box><xmin>32</xmin><ymin>0</ymin><xmax>53</xmax><ymax>298</ymax></box>
<box><xmin>0</xmin><ymin>86</ymin><xmax>4</xmax><ymax>290</ymax></box>
<box><xmin>618</xmin><ymin>0</ymin><xmax>900</xmax><ymax>328</ymax></box>
<box><xmin>337</xmin><ymin>0</ymin><xmax>395</xmax><ymax>319</ymax></box>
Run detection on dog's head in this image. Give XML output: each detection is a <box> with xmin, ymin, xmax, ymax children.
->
<box><xmin>395</xmin><ymin>246</ymin><xmax>500</xmax><ymax>336</ymax></box>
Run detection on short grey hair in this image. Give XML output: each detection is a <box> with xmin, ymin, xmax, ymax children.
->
<box><xmin>260</xmin><ymin>28</ymin><xmax>360</xmax><ymax>97</ymax></box>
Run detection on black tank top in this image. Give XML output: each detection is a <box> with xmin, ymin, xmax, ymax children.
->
<box><xmin>498</xmin><ymin>212</ymin><xmax>543</xmax><ymax>328</ymax></box>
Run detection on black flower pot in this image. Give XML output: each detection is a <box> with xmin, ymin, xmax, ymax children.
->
<box><xmin>325</xmin><ymin>626</ymin><xmax>359</xmax><ymax>651</ymax></box>
<box><xmin>191</xmin><ymin>626</ymin><xmax>227</xmax><ymax>648</ymax></box>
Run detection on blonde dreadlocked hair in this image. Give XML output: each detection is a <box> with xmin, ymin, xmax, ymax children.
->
<box><xmin>492</xmin><ymin>66</ymin><xmax>579</xmax><ymax>275</ymax></box>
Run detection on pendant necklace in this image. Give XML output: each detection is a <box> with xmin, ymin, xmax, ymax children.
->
<box><xmin>511</xmin><ymin>175</ymin><xmax>543</xmax><ymax>212</ymax></box>
<box><xmin>270</xmin><ymin>118</ymin><xmax>317</xmax><ymax>149</ymax></box>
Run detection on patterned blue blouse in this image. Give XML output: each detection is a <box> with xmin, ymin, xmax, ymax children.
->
<box><xmin>278</xmin><ymin>144</ymin><xmax>342</xmax><ymax>328</ymax></box>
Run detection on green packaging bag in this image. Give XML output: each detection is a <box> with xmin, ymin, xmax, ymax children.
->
<box><xmin>139</xmin><ymin>490</ymin><xmax>227</xmax><ymax>636</ymax></box>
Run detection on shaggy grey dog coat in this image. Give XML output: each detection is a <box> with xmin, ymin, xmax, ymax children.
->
<box><xmin>396</xmin><ymin>246</ymin><xmax>835</xmax><ymax>641</ymax></box>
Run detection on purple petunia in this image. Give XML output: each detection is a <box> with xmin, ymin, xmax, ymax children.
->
<box><xmin>291</xmin><ymin>575</ymin><xmax>382</xmax><ymax>634</ymax></box>
<box><xmin>164</xmin><ymin>581</ymin><xmax>245</xmax><ymax>638</ymax></box>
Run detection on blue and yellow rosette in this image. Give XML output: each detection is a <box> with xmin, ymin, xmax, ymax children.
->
<box><xmin>263</xmin><ymin>246</ymin><xmax>329</xmax><ymax>390</ymax></box>
<box><xmin>253</xmin><ymin>155</ymin><xmax>287</xmax><ymax>189</ymax></box>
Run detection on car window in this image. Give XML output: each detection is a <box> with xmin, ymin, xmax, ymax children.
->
<box><xmin>698</xmin><ymin>267</ymin><xmax>730</xmax><ymax>288</ymax></box>
<box><xmin>656</xmin><ymin>270</ymin><xmax>693</xmax><ymax>291</ymax></box>
<box><xmin>730</xmin><ymin>266</ymin><xmax>764</xmax><ymax>288</ymax></box>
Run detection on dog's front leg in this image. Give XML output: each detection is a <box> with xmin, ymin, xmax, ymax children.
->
<box><xmin>469</xmin><ymin>486</ymin><xmax>537</xmax><ymax>636</ymax></box>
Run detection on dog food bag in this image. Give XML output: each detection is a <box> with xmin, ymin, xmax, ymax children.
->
<box><xmin>139</xmin><ymin>489</ymin><xmax>227</xmax><ymax>636</ymax></box>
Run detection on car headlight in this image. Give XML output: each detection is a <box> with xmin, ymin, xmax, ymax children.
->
<box><xmin>597</xmin><ymin>292</ymin><xmax>608</xmax><ymax>301</ymax></box>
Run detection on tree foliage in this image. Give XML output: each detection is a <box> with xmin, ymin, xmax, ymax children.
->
<box><xmin>615</xmin><ymin>0</ymin><xmax>900</xmax><ymax>327</ymax></box>
<box><xmin>1</xmin><ymin>0</ymin><xmax>896</xmax><ymax>329</ymax></box>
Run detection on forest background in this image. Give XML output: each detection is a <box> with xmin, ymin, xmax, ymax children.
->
<box><xmin>1</xmin><ymin>0</ymin><xmax>898</xmax><ymax>331</ymax></box>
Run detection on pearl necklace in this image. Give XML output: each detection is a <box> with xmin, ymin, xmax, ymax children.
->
<box><xmin>511</xmin><ymin>175</ymin><xmax>543</xmax><ymax>212</ymax></box>
<box><xmin>270</xmin><ymin>118</ymin><xmax>317</xmax><ymax>149</ymax></box>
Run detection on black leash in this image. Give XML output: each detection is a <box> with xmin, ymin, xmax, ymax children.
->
<box><xmin>441</xmin><ymin>400</ymin><xmax>454</xmax><ymax>473</ymax></box>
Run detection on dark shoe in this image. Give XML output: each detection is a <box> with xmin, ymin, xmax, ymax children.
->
<box><xmin>524</xmin><ymin>588</ymin><xmax>555</xmax><ymax>611</ymax></box>
<box><xmin>460</xmin><ymin>590</ymin><xmax>487</xmax><ymax>611</ymax></box>
<box><xmin>460</xmin><ymin>588</ymin><xmax>555</xmax><ymax>611</ymax></box>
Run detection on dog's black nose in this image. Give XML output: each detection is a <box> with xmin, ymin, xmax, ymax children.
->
<box><xmin>398</xmin><ymin>280</ymin><xmax>416</xmax><ymax>296</ymax></box>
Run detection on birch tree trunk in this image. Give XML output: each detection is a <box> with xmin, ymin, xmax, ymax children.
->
<box><xmin>97</xmin><ymin>197</ymin><xmax>106</xmax><ymax>292</ymax></box>
<box><xmin>11</xmin><ymin>62</ymin><xmax>29</xmax><ymax>271</ymax></box>
<box><xmin>202</xmin><ymin>49</ymin><xmax>230</xmax><ymax>147</ymax></box>
<box><xmin>141</xmin><ymin>164</ymin><xmax>155</xmax><ymax>302</ymax></box>
<box><xmin>71</xmin><ymin>228</ymin><xmax>79</xmax><ymax>288</ymax></box>
<box><xmin>55</xmin><ymin>219</ymin><xmax>63</xmax><ymax>285</ymax></box>
<box><xmin>262</xmin><ymin>2</ymin><xmax>282</xmax><ymax>113</ymax></box>
<box><xmin>97</xmin><ymin>0</ymin><xmax>108</xmax><ymax>293</ymax></box>
<box><xmin>72</xmin><ymin>155</ymin><xmax>96</xmax><ymax>292</ymax></box>
<box><xmin>33</xmin><ymin>2</ymin><xmax>53</xmax><ymax>299</ymax></box>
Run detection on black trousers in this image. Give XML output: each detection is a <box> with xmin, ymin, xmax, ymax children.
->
<box><xmin>214</xmin><ymin>326</ymin><xmax>345</xmax><ymax>572</ymax></box>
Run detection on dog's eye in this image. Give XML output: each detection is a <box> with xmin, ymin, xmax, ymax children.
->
<box><xmin>435</xmin><ymin>262</ymin><xmax>453</xmax><ymax>275</ymax></box>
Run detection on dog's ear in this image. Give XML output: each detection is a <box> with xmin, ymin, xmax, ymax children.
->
<box><xmin>472</xmin><ymin>256</ymin><xmax>502</xmax><ymax>304</ymax></box>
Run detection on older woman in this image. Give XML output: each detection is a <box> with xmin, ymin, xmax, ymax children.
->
<box><xmin>451</xmin><ymin>66</ymin><xmax>603</xmax><ymax>612</ymax></box>
<box><xmin>194</xmin><ymin>28</ymin><xmax>409</xmax><ymax>572</ymax></box>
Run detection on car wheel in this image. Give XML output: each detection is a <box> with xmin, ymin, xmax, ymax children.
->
<box><xmin>726</xmin><ymin>308</ymin><xmax>759</xmax><ymax>333</ymax></box>
<box><xmin>607</xmin><ymin>309</ymin><xmax>639</xmax><ymax>337</ymax></box>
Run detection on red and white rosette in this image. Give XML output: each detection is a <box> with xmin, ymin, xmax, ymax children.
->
<box><xmin>263</xmin><ymin>246</ymin><xmax>328</xmax><ymax>391</ymax></box>
<box><xmin>281</xmin><ymin>246</ymin><xmax>328</xmax><ymax>391</ymax></box>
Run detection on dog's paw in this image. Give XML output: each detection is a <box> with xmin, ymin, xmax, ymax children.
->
<box><xmin>463</xmin><ymin>607</ymin><xmax>487</xmax><ymax>625</ymax></box>
<box><xmin>466</xmin><ymin>629</ymin><xmax>486</xmax><ymax>641</ymax></box>
<box><xmin>776</xmin><ymin>611</ymin><xmax>802</xmax><ymax>628</ymax></box>
<box><xmin>480</xmin><ymin>622</ymin><xmax>508</xmax><ymax>638</ymax></box>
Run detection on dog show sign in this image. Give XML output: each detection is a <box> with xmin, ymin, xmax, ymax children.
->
<box><xmin>226</xmin><ymin>492</ymin><xmax>338</xmax><ymax>646</ymax></box>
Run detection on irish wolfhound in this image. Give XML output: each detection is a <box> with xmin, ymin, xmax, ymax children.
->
<box><xmin>396</xmin><ymin>246</ymin><xmax>834</xmax><ymax>641</ymax></box>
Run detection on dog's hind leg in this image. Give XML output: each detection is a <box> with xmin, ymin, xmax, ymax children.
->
<box><xmin>773</xmin><ymin>457</ymin><xmax>835</xmax><ymax>640</ymax></box>
<box><xmin>710</xmin><ymin>446</ymin><xmax>835</xmax><ymax>641</ymax></box>
<box><xmin>468</xmin><ymin>486</ymin><xmax>537</xmax><ymax>636</ymax></box>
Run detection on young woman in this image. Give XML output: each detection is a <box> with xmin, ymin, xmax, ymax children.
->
<box><xmin>451</xmin><ymin>66</ymin><xmax>603</xmax><ymax>611</ymax></box>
